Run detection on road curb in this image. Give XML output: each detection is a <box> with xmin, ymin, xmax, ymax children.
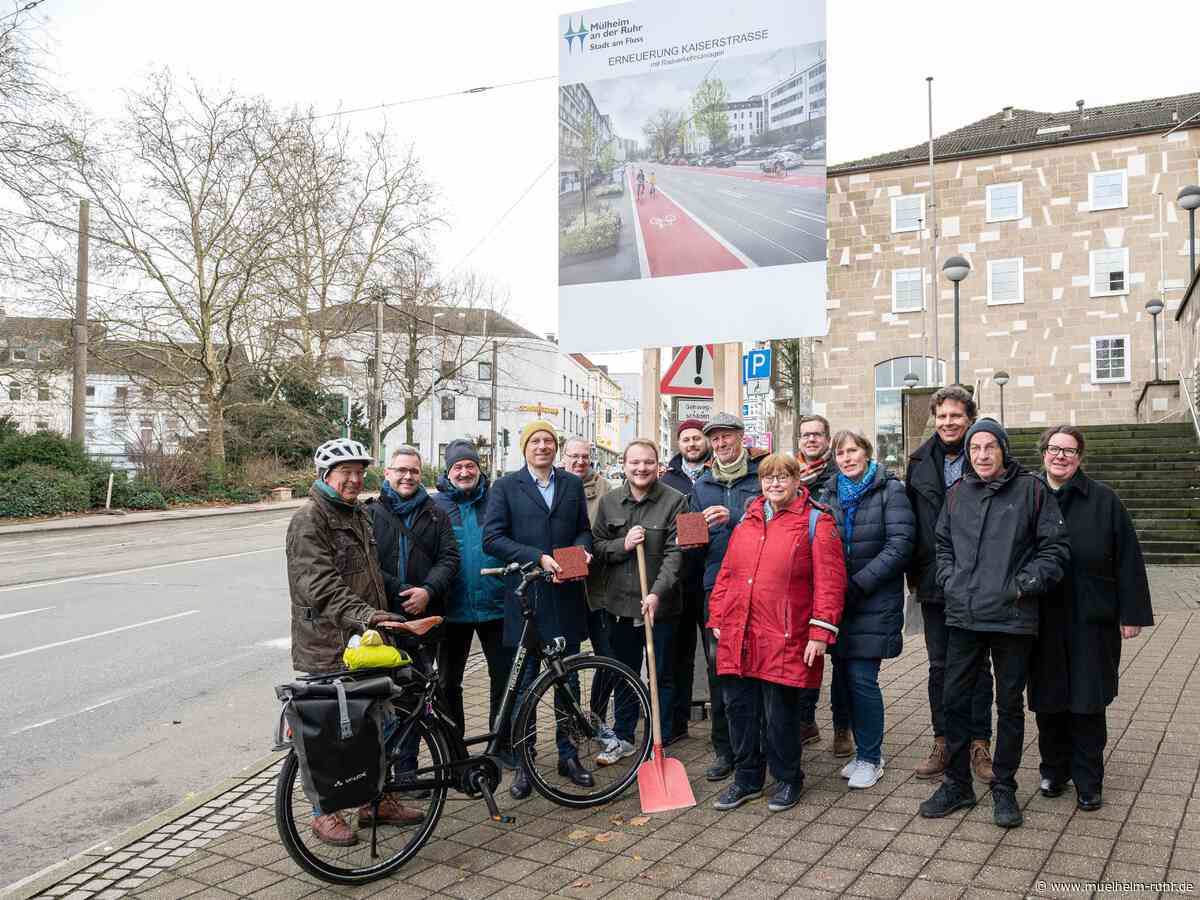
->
<box><xmin>0</xmin><ymin>501</ymin><xmax>307</xmax><ymax>536</ymax></box>
<box><xmin>1</xmin><ymin>751</ymin><xmax>287</xmax><ymax>899</ymax></box>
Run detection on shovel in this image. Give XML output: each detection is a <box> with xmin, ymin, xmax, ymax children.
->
<box><xmin>635</xmin><ymin>543</ymin><xmax>696</xmax><ymax>814</ymax></box>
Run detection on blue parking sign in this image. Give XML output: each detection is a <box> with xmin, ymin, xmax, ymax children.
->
<box><xmin>742</xmin><ymin>348</ymin><xmax>772</xmax><ymax>384</ymax></box>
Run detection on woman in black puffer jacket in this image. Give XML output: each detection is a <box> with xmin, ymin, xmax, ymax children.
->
<box><xmin>820</xmin><ymin>430</ymin><xmax>915</xmax><ymax>789</ymax></box>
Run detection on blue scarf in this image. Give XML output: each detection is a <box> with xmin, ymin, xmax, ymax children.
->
<box><xmin>836</xmin><ymin>460</ymin><xmax>878</xmax><ymax>545</ymax></box>
<box><xmin>380</xmin><ymin>480</ymin><xmax>429</xmax><ymax>584</ymax></box>
<box><xmin>313</xmin><ymin>478</ymin><xmax>355</xmax><ymax>510</ymax></box>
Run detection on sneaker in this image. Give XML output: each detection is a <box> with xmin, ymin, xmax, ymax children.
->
<box><xmin>919</xmin><ymin>782</ymin><xmax>977</xmax><ymax>819</ymax></box>
<box><xmin>799</xmin><ymin>722</ymin><xmax>821</xmax><ymax>746</ymax></box>
<box><xmin>971</xmin><ymin>740</ymin><xmax>994</xmax><ymax>784</ymax></box>
<box><xmin>713</xmin><ymin>783</ymin><xmax>763</xmax><ymax>811</ymax></box>
<box><xmin>848</xmin><ymin>760</ymin><xmax>884</xmax><ymax>789</ymax></box>
<box><xmin>597</xmin><ymin>725</ymin><xmax>621</xmax><ymax>754</ymax></box>
<box><xmin>595</xmin><ymin>738</ymin><xmax>635</xmax><ymax>766</ymax></box>
<box><xmin>992</xmin><ymin>787</ymin><xmax>1023</xmax><ymax>828</ymax></box>
<box><xmin>832</xmin><ymin>728</ymin><xmax>855</xmax><ymax>758</ymax></box>
<box><xmin>914</xmin><ymin>737</ymin><xmax>947</xmax><ymax>780</ymax></box>
<box><xmin>840</xmin><ymin>758</ymin><xmax>860</xmax><ymax>779</ymax></box>
<box><xmin>767</xmin><ymin>782</ymin><xmax>802</xmax><ymax>812</ymax></box>
<box><xmin>311</xmin><ymin>812</ymin><xmax>357</xmax><ymax>847</ymax></box>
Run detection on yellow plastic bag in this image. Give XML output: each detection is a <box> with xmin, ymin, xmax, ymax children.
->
<box><xmin>343</xmin><ymin>643</ymin><xmax>412</xmax><ymax>670</ymax></box>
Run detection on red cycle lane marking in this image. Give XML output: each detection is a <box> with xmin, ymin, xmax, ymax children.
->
<box><xmin>633</xmin><ymin>181</ymin><xmax>747</xmax><ymax>278</ymax></box>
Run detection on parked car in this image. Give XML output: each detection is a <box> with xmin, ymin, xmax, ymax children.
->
<box><xmin>714</xmin><ymin>154</ymin><xmax>736</xmax><ymax>167</ymax></box>
<box><xmin>807</xmin><ymin>138</ymin><xmax>826</xmax><ymax>156</ymax></box>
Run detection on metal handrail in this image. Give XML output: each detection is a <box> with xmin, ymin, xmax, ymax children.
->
<box><xmin>1181</xmin><ymin>369</ymin><xmax>1200</xmax><ymax>444</ymax></box>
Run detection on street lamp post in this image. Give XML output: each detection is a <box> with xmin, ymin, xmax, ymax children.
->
<box><xmin>1178</xmin><ymin>186</ymin><xmax>1200</xmax><ymax>280</ymax></box>
<box><xmin>429</xmin><ymin>311</ymin><xmax>445</xmax><ymax>466</ymax></box>
<box><xmin>1145</xmin><ymin>297</ymin><xmax>1164</xmax><ymax>382</ymax></box>
<box><xmin>993</xmin><ymin>370</ymin><xmax>1010</xmax><ymax>427</ymax></box>
<box><xmin>941</xmin><ymin>256</ymin><xmax>971</xmax><ymax>386</ymax></box>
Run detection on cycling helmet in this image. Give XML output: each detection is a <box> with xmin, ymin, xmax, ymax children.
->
<box><xmin>313</xmin><ymin>437</ymin><xmax>375</xmax><ymax>477</ymax></box>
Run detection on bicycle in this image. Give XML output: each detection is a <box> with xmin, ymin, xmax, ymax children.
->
<box><xmin>274</xmin><ymin>561</ymin><xmax>652</xmax><ymax>884</ymax></box>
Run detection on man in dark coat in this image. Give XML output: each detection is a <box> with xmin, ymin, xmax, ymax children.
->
<box><xmin>920</xmin><ymin>419</ymin><xmax>1069</xmax><ymax>830</ymax></box>
<box><xmin>688</xmin><ymin>412</ymin><xmax>768</xmax><ymax>781</ymax></box>
<box><xmin>482</xmin><ymin>420</ymin><xmax>595</xmax><ymax>798</ymax></box>
<box><xmin>905</xmin><ymin>385</ymin><xmax>995</xmax><ymax>783</ymax></box>
<box><xmin>1028</xmin><ymin>425</ymin><xmax>1153</xmax><ymax>811</ymax></box>
<box><xmin>365</xmin><ymin>445</ymin><xmax>459</xmax><ymax>617</ymax></box>
<box><xmin>660</xmin><ymin>417</ymin><xmax>710</xmax><ymax>743</ymax></box>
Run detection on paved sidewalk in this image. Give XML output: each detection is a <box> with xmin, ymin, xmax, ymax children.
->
<box><xmin>12</xmin><ymin>574</ymin><xmax>1200</xmax><ymax>900</ymax></box>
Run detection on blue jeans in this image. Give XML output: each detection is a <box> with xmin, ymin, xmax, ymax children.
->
<box><xmin>830</xmin><ymin>656</ymin><xmax>884</xmax><ymax>766</ymax></box>
<box><xmin>603</xmin><ymin>612</ymin><xmax>677</xmax><ymax>743</ymax></box>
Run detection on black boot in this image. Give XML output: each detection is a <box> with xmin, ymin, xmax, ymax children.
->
<box><xmin>992</xmin><ymin>787</ymin><xmax>1023</xmax><ymax>828</ymax></box>
<box><xmin>509</xmin><ymin>766</ymin><xmax>532</xmax><ymax>800</ymax></box>
<box><xmin>557</xmin><ymin>756</ymin><xmax>594</xmax><ymax>788</ymax></box>
<box><xmin>705</xmin><ymin>756</ymin><xmax>733</xmax><ymax>782</ymax></box>
<box><xmin>918</xmin><ymin>781</ymin><xmax>977</xmax><ymax>818</ymax></box>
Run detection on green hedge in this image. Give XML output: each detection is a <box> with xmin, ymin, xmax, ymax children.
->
<box><xmin>126</xmin><ymin>489</ymin><xmax>168</xmax><ymax>510</ymax></box>
<box><xmin>0</xmin><ymin>463</ymin><xmax>90</xmax><ymax>518</ymax></box>
<box><xmin>0</xmin><ymin>432</ymin><xmax>90</xmax><ymax>475</ymax></box>
<box><xmin>559</xmin><ymin>206</ymin><xmax>620</xmax><ymax>259</ymax></box>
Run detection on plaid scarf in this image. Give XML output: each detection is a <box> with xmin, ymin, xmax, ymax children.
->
<box><xmin>798</xmin><ymin>452</ymin><xmax>831</xmax><ymax>486</ymax></box>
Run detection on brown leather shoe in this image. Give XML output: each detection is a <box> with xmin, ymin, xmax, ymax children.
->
<box><xmin>832</xmin><ymin>728</ymin><xmax>855</xmax><ymax>758</ymax></box>
<box><xmin>311</xmin><ymin>812</ymin><xmax>357</xmax><ymax>847</ymax></box>
<box><xmin>799</xmin><ymin>722</ymin><xmax>821</xmax><ymax>746</ymax></box>
<box><xmin>970</xmin><ymin>740</ymin><xmax>994</xmax><ymax>784</ymax></box>
<box><xmin>358</xmin><ymin>794</ymin><xmax>425</xmax><ymax>826</ymax></box>
<box><xmin>914</xmin><ymin>737</ymin><xmax>947</xmax><ymax>780</ymax></box>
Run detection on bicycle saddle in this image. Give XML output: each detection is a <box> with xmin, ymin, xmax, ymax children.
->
<box><xmin>381</xmin><ymin>616</ymin><xmax>444</xmax><ymax>636</ymax></box>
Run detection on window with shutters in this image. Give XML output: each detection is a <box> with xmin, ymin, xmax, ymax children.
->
<box><xmin>985</xmin><ymin>182</ymin><xmax>1023</xmax><ymax>222</ymax></box>
<box><xmin>1091</xmin><ymin>335</ymin><xmax>1130</xmax><ymax>383</ymax></box>
<box><xmin>987</xmin><ymin>258</ymin><xmax>1024</xmax><ymax>306</ymax></box>
<box><xmin>1088</xmin><ymin>170</ymin><xmax>1127</xmax><ymax>211</ymax></box>
<box><xmin>890</xmin><ymin>193</ymin><xmax>924</xmax><ymax>233</ymax></box>
<box><xmin>1089</xmin><ymin>248</ymin><xmax>1129</xmax><ymax>297</ymax></box>
<box><xmin>891</xmin><ymin>268</ymin><xmax>924</xmax><ymax>313</ymax></box>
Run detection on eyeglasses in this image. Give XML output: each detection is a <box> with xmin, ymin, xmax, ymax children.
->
<box><xmin>800</xmin><ymin>432</ymin><xmax>826</xmax><ymax>441</ymax></box>
<box><xmin>761</xmin><ymin>474</ymin><xmax>794</xmax><ymax>484</ymax></box>
<box><xmin>564</xmin><ymin>454</ymin><xmax>590</xmax><ymax>462</ymax></box>
<box><xmin>387</xmin><ymin>466</ymin><xmax>422</xmax><ymax>478</ymax></box>
<box><xmin>1044</xmin><ymin>446</ymin><xmax>1080</xmax><ymax>458</ymax></box>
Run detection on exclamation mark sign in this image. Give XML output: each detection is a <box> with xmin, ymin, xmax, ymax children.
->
<box><xmin>694</xmin><ymin>346</ymin><xmax>704</xmax><ymax>385</ymax></box>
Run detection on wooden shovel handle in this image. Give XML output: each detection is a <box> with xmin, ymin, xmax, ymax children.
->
<box><xmin>636</xmin><ymin>544</ymin><xmax>663</xmax><ymax>750</ymax></box>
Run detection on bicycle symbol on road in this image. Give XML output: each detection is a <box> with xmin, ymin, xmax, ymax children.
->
<box><xmin>649</xmin><ymin>214</ymin><xmax>677</xmax><ymax>229</ymax></box>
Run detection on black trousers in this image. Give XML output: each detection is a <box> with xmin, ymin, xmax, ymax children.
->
<box><xmin>704</xmin><ymin>591</ymin><xmax>732</xmax><ymax>760</ymax></box>
<box><xmin>437</xmin><ymin>619</ymin><xmax>514</xmax><ymax>745</ymax></box>
<box><xmin>669</xmin><ymin>587</ymin><xmax>706</xmax><ymax>737</ymax></box>
<box><xmin>723</xmin><ymin>676</ymin><xmax>804</xmax><ymax>790</ymax></box>
<box><xmin>1036</xmin><ymin>710</ymin><xmax>1107</xmax><ymax>795</ymax></box>
<box><xmin>944</xmin><ymin>627</ymin><xmax>1033</xmax><ymax>792</ymax></box>
<box><xmin>923</xmin><ymin>602</ymin><xmax>994</xmax><ymax>741</ymax></box>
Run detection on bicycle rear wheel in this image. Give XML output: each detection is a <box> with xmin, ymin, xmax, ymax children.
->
<box><xmin>275</xmin><ymin>715</ymin><xmax>449</xmax><ymax>884</ymax></box>
<box><xmin>513</xmin><ymin>654</ymin><xmax>651</xmax><ymax>807</ymax></box>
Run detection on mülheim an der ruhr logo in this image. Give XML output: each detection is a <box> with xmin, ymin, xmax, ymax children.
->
<box><xmin>563</xmin><ymin>18</ymin><xmax>589</xmax><ymax>53</ymax></box>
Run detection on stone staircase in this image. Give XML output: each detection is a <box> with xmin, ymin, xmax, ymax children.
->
<box><xmin>1005</xmin><ymin>423</ymin><xmax>1200</xmax><ymax>565</ymax></box>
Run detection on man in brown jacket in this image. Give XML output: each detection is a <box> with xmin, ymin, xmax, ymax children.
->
<box><xmin>286</xmin><ymin>437</ymin><xmax>421</xmax><ymax>846</ymax></box>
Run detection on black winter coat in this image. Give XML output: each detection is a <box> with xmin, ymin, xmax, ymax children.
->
<box><xmin>482</xmin><ymin>467</ymin><xmax>594</xmax><ymax>647</ymax></box>
<box><xmin>935</xmin><ymin>462</ymin><xmax>1070</xmax><ymax>636</ymax></box>
<box><xmin>661</xmin><ymin>452</ymin><xmax>706</xmax><ymax>596</ymax></box>
<box><xmin>1028</xmin><ymin>470</ymin><xmax>1154</xmax><ymax>714</ymax></box>
<box><xmin>905</xmin><ymin>434</ymin><xmax>960</xmax><ymax>604</ymax></box>
<box><xmin>365</xmin><ymin>495</ymin><xmax>460</xmax><ymax>617</ymax></box>
<box><xmin>688</xmin><ymin>449</ymin><xmax>768</xmax><ymax>592</ymax></box>
<box><xmin>821</xmin><ymin>468</ymin><xmax>915</xmax><ymax>659</ymax></box>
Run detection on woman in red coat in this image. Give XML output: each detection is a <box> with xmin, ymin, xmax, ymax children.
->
<box><xmin>707</xmin><ymin>453</ymin><xmax>847</xmax><ymax>813</ymax></box>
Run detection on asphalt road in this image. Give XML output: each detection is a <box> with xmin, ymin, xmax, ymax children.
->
<box><xmin>0</xmin><ymin>510</ymin><xmax>299</xmax><ymax>889</ymax></box>
<box><xmin>648</xmin><ymin>162</ymin><xmax>826</xmax><ymax>267</ymax></box>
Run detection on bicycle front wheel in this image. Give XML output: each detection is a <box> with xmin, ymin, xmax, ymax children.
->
<box><xmin>275</xmin><ymin>715</ymin><xmax>449</xmax><ymax>885</ymax></box>
<box><xmin>513</xmin><ymin>654</ymin><xmax>651</xmax><ymax>807</ymax></box>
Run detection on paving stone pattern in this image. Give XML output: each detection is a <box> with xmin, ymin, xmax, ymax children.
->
<box><xmin>28</xmin><ymin>571</ymin><xmax>1200</xmax><ymax>900</ymax></box>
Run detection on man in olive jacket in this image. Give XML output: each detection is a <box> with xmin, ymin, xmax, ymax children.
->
<box><xmin>919</xmin><ymin>419</ymin><xmax>1069</xmax><ymax>831</ymax></box>
<box><xmin>591</xmin><ymin>438</ymin><xmax>689</xmax><ymax>759</ymax></box>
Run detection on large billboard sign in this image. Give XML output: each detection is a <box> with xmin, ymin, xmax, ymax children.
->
<box><xmin>558</xmin><ymin>0</ymin><xmax>827</xmax><ymax>352</ymax></box>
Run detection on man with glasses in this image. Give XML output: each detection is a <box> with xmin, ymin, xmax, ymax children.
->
<box><xmin>919</xmin><ymin>419</ymin><xmax>1068</xmax><ymax>830</ymax></box>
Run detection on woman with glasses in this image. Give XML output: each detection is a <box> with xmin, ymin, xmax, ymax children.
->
<box><xmin>706</xmin><ymin>453</ymin><xmax>847</xmax><ymax>813</ymax></box>
<box><xmin>1028</xmin><ymin>425</ymin><xmax>1153</xmax><ymax>812</ymax></box>
<box><xmin>820</xmin><ymin>431</ymin><xmax>915</xmax><ymax>789</ymax></box>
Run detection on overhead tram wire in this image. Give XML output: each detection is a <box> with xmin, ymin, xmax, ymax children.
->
<box><xmin>0</xmin><ymin>0</ymin><xmax>49</xmax><ymax>23</ymax></box>
<box><xmin>304</xmin><ymin>74</ymin><xmax>558</xmax><ymax>122</ymax></box>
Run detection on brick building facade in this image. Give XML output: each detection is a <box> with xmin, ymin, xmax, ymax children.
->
<box><xmin>820</xmin><ymin>92</ymin><xmax>1200</xmax><ymax>466</ymax></box>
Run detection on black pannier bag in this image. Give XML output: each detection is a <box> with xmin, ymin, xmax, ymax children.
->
<box><xmin>276</xmin><ymin>676</ymin><xmax>393</xmax><ymax>813</ymax></box>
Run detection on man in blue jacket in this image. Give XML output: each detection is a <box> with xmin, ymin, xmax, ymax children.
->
<box><xmin>482</xmin><ymin>420</ymin><xmax>595</xmax><ymax>799</ymax></box>
<box><xmin>432</xmin><ymin>439</ymin><xmax>515</xmax><ymax>766</ymax></box>
<box><xmin>688</xmin><ymin>412</ymin><xmax>768</xmax><ymax>781</ymax></box>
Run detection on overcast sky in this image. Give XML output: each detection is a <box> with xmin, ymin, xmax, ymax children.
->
<box><xmin>32</xmin><ymin>0</ymin><xmax>1200</xmax><ymax>371</ymax></box>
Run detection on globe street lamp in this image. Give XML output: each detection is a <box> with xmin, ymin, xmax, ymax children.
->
<box><xmin>1178</xmin><ymin>186</ymin><xmax>1200</xmax><ymax>280</ymax></box>
<box><xmin>942</xmin><ymin>256</ymin><xmax>971</xmax><ymax>386</ymax></box>
<box><xmin>993</xmin><ymin>370</ymin><xmax>1010</xmax><ymax>427</ymax></box>
<box><xmin>903</xmin><ymin>371</ymin><xmax>920</xmax><ymax>390</ymax></box>
<box><xmin>1145</xmin><ymin>297</ymin><xmax>1164</xmax><ymax>382</ymax></box>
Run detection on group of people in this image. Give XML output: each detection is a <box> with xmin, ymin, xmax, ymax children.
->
<box><xmin>285</xmin><ymin>382</ymin><xmax>1154</xmax><ymax>846</ymax></box>
<box><xmin>635</xmin><ymin>167</ymin><xmax>656</xmax><ymax>199</ymax></box>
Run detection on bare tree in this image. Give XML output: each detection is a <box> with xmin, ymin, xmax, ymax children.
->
<box><xmin>642</xmin><ymin>108</ymin><xmax>685</xmax><ymax>161</ymax></box>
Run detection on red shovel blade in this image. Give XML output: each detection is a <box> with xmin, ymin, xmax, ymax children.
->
<box><xmin>637</xmin><ymin>748</ymin><xmax>696</xmax><ymax>814</ymax></box>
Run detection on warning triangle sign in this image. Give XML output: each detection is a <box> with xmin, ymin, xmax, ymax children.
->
<box><xmin>660</xmin><ymin>344</ymin><xmax>715</xmax><ymax>397</ymax></box>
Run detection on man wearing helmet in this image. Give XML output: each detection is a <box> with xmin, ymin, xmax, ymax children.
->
<box><xmin>286</xmin><ymin>437</ymin><xmax>422</xmax><ymax>846</ymax></box>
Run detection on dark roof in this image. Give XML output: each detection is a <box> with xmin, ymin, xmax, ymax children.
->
<box><xmin>830</xmin><ymin>91</ymin><xmax>1200</xmax><ymax>176</ymax></box>
<box><xmin>278</xmin><ymin>304</ymin><xmax>540</xmax><ymax>341</ymax></box>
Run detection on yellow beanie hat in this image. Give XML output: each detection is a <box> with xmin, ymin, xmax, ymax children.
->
<box><xmin>520</xmin><ymin>419</ymin><xmax>559</xmax><ymax>455</ymax></box>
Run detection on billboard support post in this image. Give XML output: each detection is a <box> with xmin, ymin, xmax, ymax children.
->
<box><xmin>641</xmin><ymin>347</ymin><xmax>661</xmax><ymax>449</ymax></box>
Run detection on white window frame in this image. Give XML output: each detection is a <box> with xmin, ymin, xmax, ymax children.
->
<box><xmin>985</xmin><ymin>182</ymin><xmax>1023</xmax><ymax>222</ymax></box>
<box><xmin>1089</xmin><ymin>247</ymin><xmax>1130</xmax><ymax>297</ymax></box>
<box><xmin>890</xmin><ymin>193</ymin><xmax>924</xmax><ymax>234</ymax></box>
<box><xmin>986</xmin><ymin>258</ymin><xmax>1025</xmax><ymax>306</ymax></box>
<box><xmin>1090</xmin><ymin>334</ymin><xmax>1131</xmax><ymax>384</ymax></box>
<box><xmin>891</xmin><ymin>267</ymin><xmax>925</xmax><ymax>313</ymax></box>
<box><xmin>1088</xmin><ymin>169</ymin><xmax>1128</xmax><ymax>211</ymax></box>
